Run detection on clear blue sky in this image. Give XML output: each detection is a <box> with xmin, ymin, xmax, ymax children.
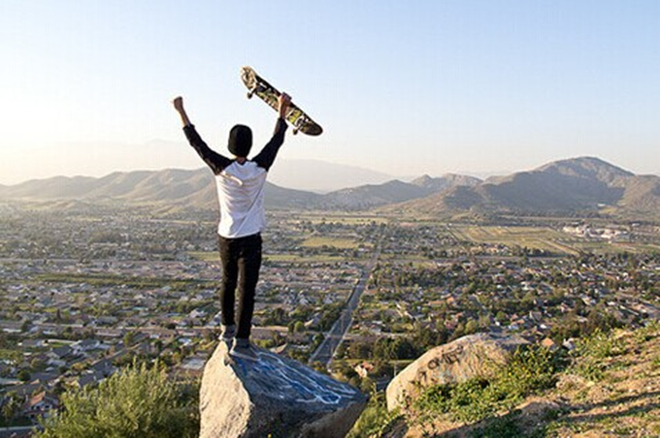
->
<box><xmin>1</xmin><ymin>0</ymin><xmax>659</xmax><ymax>184</ymax></box>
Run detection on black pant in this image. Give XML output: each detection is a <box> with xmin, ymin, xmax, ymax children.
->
<box><xmin>218</xmin><ymin>233</ymin><xmax>262</xmax><ymax>340</ymax></box>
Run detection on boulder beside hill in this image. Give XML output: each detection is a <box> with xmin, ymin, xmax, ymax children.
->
<box><xmin>199</xmin><ymin>343</ymin><xmax>368</xmax><ymax>438</ymax></box>
<box><xmin>386</xmin><ymin>332</ymin><xmax>528</xmax><ymax>411</ymax></box>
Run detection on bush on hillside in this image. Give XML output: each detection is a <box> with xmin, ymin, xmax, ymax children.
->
<box><xmin>37</xmin><ymin>361</ymin><xmax>198</xmax><ymax>438</ymax></box>
<box><xmin>413</xmin><ymin>345</ymin><xmax>560</xmax><ymax>423</ymax></box>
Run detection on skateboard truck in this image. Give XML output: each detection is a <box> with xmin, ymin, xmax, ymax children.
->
<box><xmin>247</xmin><ymin>84</ymin><xmax>263</xmax><ymax>99</ymax></box>
<box><xmin>293</xmin><ymin>115</ymin><xmax>308</xmax><ymax>135</ymax></box>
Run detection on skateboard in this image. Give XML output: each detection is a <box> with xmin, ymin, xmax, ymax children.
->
<box><xmin>240</xmin><ymin>66</ymin><xmax>323</xmax><ymax>136</ymax></box>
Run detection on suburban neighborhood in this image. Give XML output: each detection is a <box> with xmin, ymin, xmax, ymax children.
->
<box><xmin>1</xmin><ymin>204</ymin><xmax>659</xmax><ymax>433</ymax></box>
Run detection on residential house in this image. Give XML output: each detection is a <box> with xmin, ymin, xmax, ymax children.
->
<box><xmin>22</xmin><ymin>391</ymin><xmax>59</xmax><ymax>420</ymax></box>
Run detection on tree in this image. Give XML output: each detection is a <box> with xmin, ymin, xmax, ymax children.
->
<box><xmin>266</xmin><ymin>307</ymin><xmax>287</xmax><ymax>325</ymax></box>
<box><xmin>37</xmin><ymin>362</ymin><xmax>198</xmax><ymax>438</ymax></box>
<box><xmin>31</xmin><ymin>358</ymin><xmax>47</xmax><ymax>372</ymax></box>
<box><xmin>288</xmin><ymin>321</ymin><xmax>297</xmax><ymax>334</ymax></box>
<box><xmin>372</xmin><ymin>338</ymin><xmax>393</xmax><ymax>361</ymax></box>
<box><xmin>1</xmin><ymin>392</ymin><xmax>22</xmax><ymax>424</ymax></box>
<box><xmin>17</xmin><ymin>369</ymin><xmax>31</xmax><ymax>382</ymax></box>
<box><xmin>359</xmin><ymin>376</ymin><xmax>376</xmax><ymax>395</ymax></box>
<box><xmin>348</xmin><ymin>341</ymin><xmax>372</xmax><ymax>360</ymax></box>
<box><xmin>293</xmin><ymin>321</ymin><xmax>306</xmax><ymax>333</ymax></box>
<box><xmin>464</xmin><ymin>319</ymin><xmax>479</xmax><ymax>335</ymax></box>
<box><xmin>495</xmin><ymin>311</ymin><xmax>508</xmax><ymax>324</ymax></box>
<box><xmin>123</xmin><ymin>331</ymin><xmax>136</xmax><ymax>348</ymax></box>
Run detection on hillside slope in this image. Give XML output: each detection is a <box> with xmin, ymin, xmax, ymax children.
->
<box><xmin>317</xmin><ymin>175</ymin><xmax>481</xmax><ymax>210</ymax></box>
<box><xmin>375</xmin><ymin>324</ymin><xmax>660</xmax><ymax>438</ymax></box>
<box><xmin>0</xmin><ymin>169</ymin><xmax>480</xmax><ymax>211</ymax></box>
<box><xmin>0</xmin><ymin>168</ymin><xmax>321</xmax><ymax>211</ymax></box>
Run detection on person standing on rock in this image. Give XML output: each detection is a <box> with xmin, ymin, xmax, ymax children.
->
<box><xmin>172</xmin><ymin>93</ymin><xmax>291</xmax><ymax>361</ymax></box>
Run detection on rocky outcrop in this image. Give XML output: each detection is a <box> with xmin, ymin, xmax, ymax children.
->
<box><xmin>386</xmin><ymin>332</ymin><xmax>528</xmax><ymax>411</ymax></box>
<box><xmin>199</xmin><ymin>343</ymin><xmax>368</xmax><ymax>438</ymax></box>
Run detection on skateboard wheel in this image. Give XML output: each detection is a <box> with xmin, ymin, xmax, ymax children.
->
<box><xmin>293</xmin><ymin>128</ymin><xmax>299</xmax><ymax>135</ymax></box>
<box><xmin>247</xmin><ymin>91</ymin><xmax>254</xmax><ymax>99</ymax></box>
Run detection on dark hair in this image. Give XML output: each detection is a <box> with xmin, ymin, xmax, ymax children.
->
<box><xmin>228</xmin><ymin>124</ymin><xmax>253</xmax><ymax>157</ymax></box>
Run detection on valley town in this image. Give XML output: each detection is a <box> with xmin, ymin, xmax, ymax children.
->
<box><xmin>0</xmin><ymin>203</ymin><xmax>659</xmax><ymax>428</ymax></box>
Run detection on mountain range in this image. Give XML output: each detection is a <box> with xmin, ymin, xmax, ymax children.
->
<box><xmin>1</xmin><ymin>157</ymin><xmax>658</xmax><ymax>218</ymax></box>
<box><xmin>385</xmin><ymin>157</ymin><xmax>660</xmax><ymax>218</ymax></box>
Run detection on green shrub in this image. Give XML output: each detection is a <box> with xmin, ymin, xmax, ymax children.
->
<box><xmin>348</xmin><ymin>392</ymin><xmax>401</xmax><ymax>438</ymax></box>
<box><xmin>575</xmin><ymin>329</ymin><xmax>625</xmax><ymax>360</ymax></box>
<box><xmin>37</xmin><ymin>362</ymin><xmax>198</xmax><ymax>438</ymax></box>
<box><xmin>572</xmin><ymin>328</ymin><xmax>625</xmax><ymax>381</ymax></box>
<box><xmin>414</xmin><ymin>345</ymin><xmax>558</xmax><ymax>423</ymax></box>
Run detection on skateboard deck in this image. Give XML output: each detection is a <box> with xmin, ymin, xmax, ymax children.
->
<box><xmin>240</xmin><ymin>66</ymin><xmax>323</xmax><ymax>136</ymax></box>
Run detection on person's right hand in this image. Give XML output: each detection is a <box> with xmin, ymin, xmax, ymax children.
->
<box><xmin>172</xmin><ymin>96</ymin><xmax>184</xmax><ymax>112</ymax></box>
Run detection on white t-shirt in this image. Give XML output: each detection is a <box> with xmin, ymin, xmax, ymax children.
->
<box><xmin>215</xmin><ymin>161</ymin><xmax>268</xmax><ymax>238</ymax></box>
<box><xmin>183</xmin><ymin>118</ymin><xmax>287</xmax><ymax>239</ymax></box>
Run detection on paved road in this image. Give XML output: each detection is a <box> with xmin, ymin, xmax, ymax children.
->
<box><xmin>0</xmin><ymin>426</ymin><xmax>40</xmax><ymax>437</ymax></box>
<box><xmin>308</xmin><ymin>240</ymin><xmax>381</xmax><ymax>368</ymax></box>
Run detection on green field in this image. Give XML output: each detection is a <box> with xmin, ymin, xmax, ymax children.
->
<box><xmin>190</xmin><ymin>251</ymin><xmax>365</xmax><ymax>263</ymax></box>
<box><xmin>301</xmin><ymin>236</ymin><xmax>361</xmax><ymax>249</ymax></box>
<box><xmin>574</xmin><ymin>241</ymin><xmax>660</xmax><ymax>255</ymax></box>
<box><xmin>288</xmin><ymin>213</ymin><xmax>389</xmax><ymax>225</ymax></box>
<box><xmin>264</xmin><ymin>254</ymin><xmax>353</xmax><ymax>263</ymax></box>
<box><xmin>451</xmin><ymin>225</ymin><xmax>579</xmax><ymax>255</ymax></box>
<box><xmin>35</xmin><ymin>273</ymin><xmax>213</xmax><ymax>289</ymax></box>
<box><xmin>188</xmin><ymin>251</ymin><xmax>219</xmax><ymax>262</ymax></box>
<box><xmin>449</xmin><ymin>224</ymin><xmax>660</xmax><ymax>255</ymax></box>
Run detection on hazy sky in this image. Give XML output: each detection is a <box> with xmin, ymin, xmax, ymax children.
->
<box><xmin>1</xmin><ymin>1</ymin><xmax>659</xmax><ymax>185</ymax></box>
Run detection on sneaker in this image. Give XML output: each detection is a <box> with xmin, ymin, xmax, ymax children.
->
<box><xmin>220</xmin><ymin>324</ymin><xmax>236</xmax><ymax>348</ymax></box>
<box><xmin>230</xmin><ymin>339</ymin><xmax>259</xmax><ymax>362</ymax></box>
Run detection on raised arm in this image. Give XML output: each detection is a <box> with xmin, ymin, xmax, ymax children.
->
<box><xmin>254</xmin><ymin>93</ymin><xmax>291</xmax><ymax>171</ymax></box>
<box><xmin>172</xmin><ymin>96</ymin><xmax>231</xmax><ymax>175</ymax></box>
<box><xmin>173</xmin><ymin>97</ymin><xmax>192</xmax><ymax>127</ymax></box>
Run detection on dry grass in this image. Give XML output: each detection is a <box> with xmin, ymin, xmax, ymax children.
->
<box><xmin>453</xmin><ymin>225</ymin><xmax>580</xmax><ymax>255</ymax></box>
<box><xmin>301</xmin><ymin>236</ymin><xmax>360</xmax><ymax>249</ymax></box>
<box><xmin>387</xmin><ymin>323</ymin><xmax>660</xmax><ymax>438</ymax></box>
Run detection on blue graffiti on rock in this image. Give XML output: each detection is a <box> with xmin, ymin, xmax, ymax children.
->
<box><xmin>232</xmin><ymin>349</ymin><xmax>360</xmax><ymax>405</ymax></box>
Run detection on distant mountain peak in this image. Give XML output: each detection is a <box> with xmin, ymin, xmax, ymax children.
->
<box><xmin>410</xmin><ymin>175</ymin><xmax>434</xmax><ymax>186</ymax></box>
<box><xmin>537</xmin><ymin>156</ymin><xmax>634</xmax><ymax>182</ymax></box>
<box><xmin>442</xmin><ymin>173</ymin><xmax>483</xmax><ymax>184</ymax></box>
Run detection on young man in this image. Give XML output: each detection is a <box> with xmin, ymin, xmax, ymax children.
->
<box><xmin>172</xmin><ymin>93</ymin><xmax>291</xmax><ymax>360</ymax></box>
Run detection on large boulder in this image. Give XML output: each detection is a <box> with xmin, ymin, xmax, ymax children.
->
<box><xmin>200</xmin><ymin>343</ymin><xmax>368</xmax><ymax>438</ymax></box>
<box><xmin>386</xmin><ymin>332</ymin><xmax>528</xmax><ymax>411</ymax></box>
